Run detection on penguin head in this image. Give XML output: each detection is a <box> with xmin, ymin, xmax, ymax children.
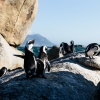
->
<box><xmin>40</xmin><ymin>46</ymin><xmax>48</xmax><ymax>54</ymax></box>
<box><xmin>59</xmin><ymin>42</ymin><xmax>69</xmax><ymax>55</ymax></box>
<box><xmin>59</xmin><ymin>42</ymin><xmax>65</xmax><ymax>55</ymax></box>
<box><xmin>25</xmin><ymin>40</ymin><xmax>35</xmax><ymax>51</ymax></box>
<box><xmin>70</xmin><ymin>40</ymin><xmax>74</xmax><ymax>45</ymax></box>
<box><xmin>60</xmin><ymin>42</ymin><xmax>64</xmax><ymax>50</ymax></box>
<box><xmin>38</xmin><ymin>46</ymin><xmax>48</xmax><ymax>59</ymax></box>
<box><xmin>43</xmin><ymin>46</ymin><xmax>48</xmax><ymax>54</ymax></box>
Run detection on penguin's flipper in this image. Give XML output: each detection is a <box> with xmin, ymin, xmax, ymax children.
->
<box><xmin>36</xmin><ymin>58</ymin><xmax>44</xmax><ymax>76</ymax></box>
<box><xmin>36</xmin><ymin>58</ymin><xmax>44</xmax><ymax>68</ymax></box>
<box><xmin>46</xmin><ymin>62</ymin><xmax>51</xmax><ymax>72</ymax></box>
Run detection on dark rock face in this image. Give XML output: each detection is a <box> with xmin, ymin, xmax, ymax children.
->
<box><xmin>92</xmin><ymin>82</ymin><xmax>100</xmax><ymax>100</ymax></box>
<box><xmin>0</xmin><ymin>68</ymin><xmax>95</xmax><ymax>100</ymax></box>
<box><xmin>1</xmin><ymin>53</ymin><xmax>100</xmax><ymax>99</ymax></box>
<box><xmin>48</xmin><ymin>46</ymin><xmax>59</xmax><ymax>61</ymax></box>
<box><xmin>1</xmin><ymin>53</ymin><xmax>100</xmax><ymax>100</ymax></box>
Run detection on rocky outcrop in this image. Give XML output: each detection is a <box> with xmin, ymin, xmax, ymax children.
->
<box><xmin>0</xmin><ymin>34</ymin><xmax>24</xmax><ymax>70</ymax></box>
<box><xmin>74</xmin><ymin>53</ymin><xmax>100</xmax><ymax>69</ymax></box>
<box><xmin>1</xmin><ymin>54</ymin><xmax>100</xmax><ymax>99</ymax></box>
<box><xmin>0</xmin><ymin>0</ymin><xmax>38</xmax><ymax>47</ymax></box>
<box><xmin>0</xmin><ymin>0</ymin><xmax>38</xmax><ymax>70</ymax></box>
<box><xmin>48</xmin><ymin>46</ymin><xmax>59</xmax><ymax>60</ymax></box>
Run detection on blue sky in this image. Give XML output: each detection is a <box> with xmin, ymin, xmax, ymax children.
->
<box><xmin>28</xmin><ymin>0</ymin><xmax>100</xmax><ymax>46</ymax></box>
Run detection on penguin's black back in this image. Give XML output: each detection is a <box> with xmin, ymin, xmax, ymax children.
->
<box><xmin>63</xmin><ymin>43</ymin><xmax>71</xmax><ymax>55</ymax></box>
<box><xmin>85</xmin><ymin>43</ymin><xmax>98</xmax><ymax>52</ymax></box>
<box><xmin>36</xmin><ymin>59</ymin><xmax>44</xmax><ymax>76</ymax></box>
<box><xmin>24</xmin><ymin>47</ymin><xmax>36</xmax><ymax>74</ymax></box>
<box><xmin>85</xmin><ymin>43</ymin><xmax>99</xmax><ymax>57</ymax></box>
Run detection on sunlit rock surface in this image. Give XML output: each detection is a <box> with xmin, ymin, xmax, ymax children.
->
<box><xmin>0</xmin><ymin>34</ymin><xmax>24</xmax><ymax>69</ymax></box>
<box><xmin>0</xmin><ymin>0</ymin><xmax>38</xmax><ymax>47</ymax></box>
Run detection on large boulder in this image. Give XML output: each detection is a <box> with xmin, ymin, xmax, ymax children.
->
<box><xmin>0</xmin><ymin>34</ymin><xmax>24</xmax><ymax>70</ymax></box>
<box><xmin>48</xmin><ymin>46</ymin><xmax>59</xmax><ymax>61</ymax></box>
<box><xmin>0</xmin><ymin>0</ymin><xmax>38</xmax><ymax>47</ymax></box>
<box><xmin>1</xmin><ymin>54</ymin><xmax>100</xmax><ymax>99</ymax></box>
<box><xmin>74</xmin><ymin>53</ymin><xmax>100</xmax><ymax>69</ymax></box>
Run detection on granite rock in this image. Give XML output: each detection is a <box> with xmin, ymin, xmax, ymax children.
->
<box><xmin>48</xmin><ymin>46</ymin><xmax>59</xmax><ymax>61</ymax></box>
<box><xmin>1</xmin><ymin>54</ymin><xmax>100</xmax><ymax>99</ymax></box>
<box><xmin>0</xmin><ymin>34</ymin><xmax>24</xmax><ymax>70</ymax></box>
<box><xmin>0</xmin><ymin>0</ymin><xmax>38</xmax><ymax>47</ymax></box>
<box><xmin>74</xmin><ymin>53</ymin><xmax>100</xmax><ymax>69</ymax></box>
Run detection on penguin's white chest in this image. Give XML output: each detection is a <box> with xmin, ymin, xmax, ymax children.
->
<box><xmin>40</xmin><ymin>58</ymin><xmax>46</xmax><ymax>69</ymax></box>
<box><xmin>87</xmin><ymin>49</ymin><xmax>94</xmax><ymax>57</ymax></box>
<box><xmin>43</xmin><ymin>60</ymin><xmax>46</xmax><ymax>69</ymax></box>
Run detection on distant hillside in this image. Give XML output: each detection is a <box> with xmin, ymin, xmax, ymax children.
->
<box><xmin>21</xmin><ymin>34</ymin><xmax>55</xmax><ymax>47</ymax></box>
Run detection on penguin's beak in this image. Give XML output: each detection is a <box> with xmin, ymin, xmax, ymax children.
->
<box><xmin>31</xmin><ymin>39</ymin><xmax>35</xmax><ymax>44</ymax></box>
<box><xmin>45</xmin><ymin>47</ymin><xmax>48</xmax><ymax>51</ymax></box>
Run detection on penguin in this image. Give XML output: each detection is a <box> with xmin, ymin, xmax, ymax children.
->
<box><xmin>24</xmin><ymin>39</ymin><xmax>37</xmax><ymax>78</ymax></box>
<box><xmin>85</xmin><ymin>43</ymin><xmax>100</xmax><ymax>59</ymax></box>
<box><xmin>70</xmin><ymin>40</ymin><xmax>74</xmax><ymax>53</ymax></box>
<box><xmin>59</xmin><ymin>42</ymin><xmax>71</xmax><ymax>57</ymax></box>
<box><xmin>0</xmin><ymin>67</ymin><xmax>7</xmax><ymax>77</ymax></box>
<box><xmin>37</xmin><ymin>46</ymin><xmax>51</xmax><ymax>78</ymax></box>
<box><xmin>97</xmin><ymin>45</ymin><xmax>100</xmax><ymax>56</ymax></box>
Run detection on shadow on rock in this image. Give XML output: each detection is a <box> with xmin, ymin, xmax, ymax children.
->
<box><xmin>0</xmin><ymin>69</ymin><xmax>96</xmax><ymax>100</ymax></box>
<box><xmin>92</xmin><ymin>82</ymin><xmax>100</xmax><ymax>100</ymax></box>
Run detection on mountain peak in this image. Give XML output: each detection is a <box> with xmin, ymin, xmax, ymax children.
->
<box><xmin>21</xmin><ymin>34</ymin><xmax>55</xmax><ymax>47</ymax></box>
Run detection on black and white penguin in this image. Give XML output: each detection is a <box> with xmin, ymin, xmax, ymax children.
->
<box><xmin>59</xmin><ymin>42</ymin><xmax>71</xmax><ymax>57</ymax></box>
<box><xmin>70</xmin><ymin>40</ymin><xmax>74</xmax><ymax>53</ymax></box>
<box><xmin>0</xmin><ymin>67</ymin><xmax>7</xmax><ymax>77</ymax></box>
<box><xmin>37</xmin><ymin>46</ymin><xmax>51</xmax><ymax>78</ymax></box>
<box><xmin>85</xmin><ymin>43</ymin><xmax>100</xmax><ymax>59</ymax></box>
<box><xmin>24</xmin><ymin>39</ymin><xmax>37</xmax><ymax>78</ymax></box>
<box><xmin>97</xmin><ymin>45</ymin><xmax>100</xmax><ymax>56</ymax></box>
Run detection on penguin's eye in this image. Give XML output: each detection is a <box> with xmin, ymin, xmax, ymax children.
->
<box><xmin>28</xmin><ymin>40</ymin><xmax>35</xmax><ymax>44</ymax></box>
<box><xmin>28</xmin><ymin>41</ymin><xmax>33</xmax><ymax>44</ymax></box>
<box><xmin>28</xmin><ymin>42</ymin><xmax>32</xmax><ymax>44</ymax></box>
